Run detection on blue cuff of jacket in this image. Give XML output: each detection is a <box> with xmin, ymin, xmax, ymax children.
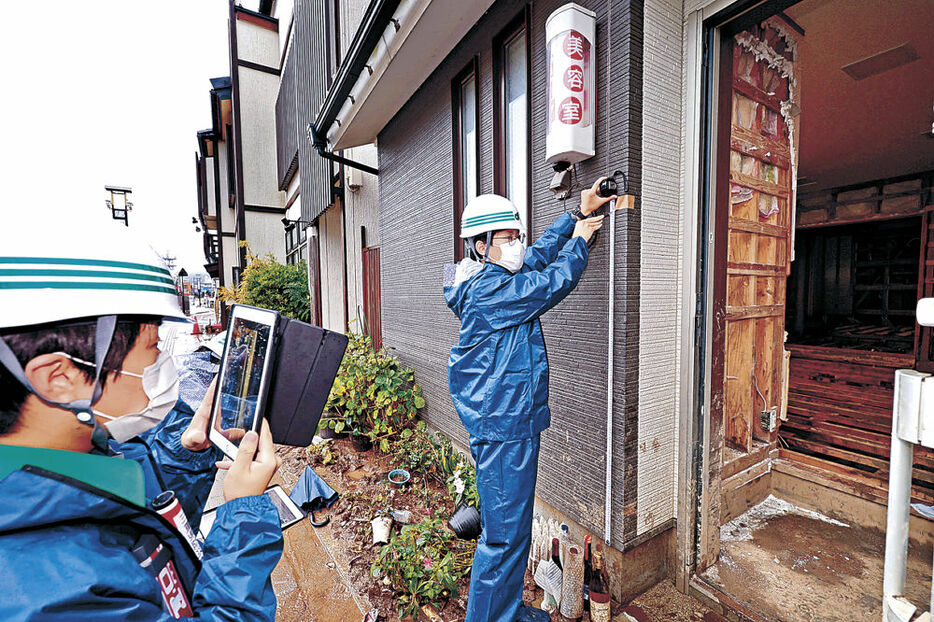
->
<box><xmin>159</xmin><ymin>432</ymin><xmax>224</xmax><ymax>466</ymax></box>
<box><xmin>217</xmin><ymin>493</ymin><xmax>278</xmax><ymax>518</ymax></box>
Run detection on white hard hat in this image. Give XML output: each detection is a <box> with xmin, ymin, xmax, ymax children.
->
<box><xmin>459</xmin><ymin>194</ymin><xmax>524</xmax><ymax>239</ymax></box>
<box><xmin>0</xmin><ymin>216</ymin><xmax>187</xmax><ymax>329</ymax></box>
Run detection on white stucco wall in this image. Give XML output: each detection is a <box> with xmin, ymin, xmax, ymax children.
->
<box><xmin>236</xmin><ymin>16</ymin><xmax>280</xmax><ymax>67</ymax></box>
<box><xmin>318</xmin><ymin>204</ymin><xmax>346</xmax><ymax>332</ymax></box>
<box><xmin>637</xmin><ymin>0</ymin><xmax>686</xmax><ymax>537</ymax></box>
<box><xmin>221</xmin><ymin>235</ymin><xmax>239</xmax><ymax>286</ymax></box>
<box><xmin>245</xmin><ymin>211</ymin><xmax>287</xmax><ymax>262</ymax></box>
<box><xmin>238</xmin><ymin>68</ymin><xmax>286</xmax><ymax>212</ymax></box>
<box><xmin>342</xmin><ymin>144</ymin><xmax>379</xmax><ymax>333</ymax></box>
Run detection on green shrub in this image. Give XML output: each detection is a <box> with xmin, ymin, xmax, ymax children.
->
<box><xmin>219</xmin><ymin>248</ymin><xmax>310</xmax><ymax>321</ymax></box>
<box><xmin>371</xmin><ymin>519</ymin><xmax>474</xmax><ymax>617</ymax></box>
<box><xmin>324</xmin><ymin>333</ymin><xmax>426</xmax><ymax>450</ymax></box>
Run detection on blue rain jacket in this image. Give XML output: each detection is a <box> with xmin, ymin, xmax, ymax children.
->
<box><xmin>0</xmin><ymin>401</ymin><xmax>283</xmax><ymax>621</ymax></box>
<box><xmin>445</xmin><ymin>212</ymin><xmax>588</xmax><ymax>441</ymax></box>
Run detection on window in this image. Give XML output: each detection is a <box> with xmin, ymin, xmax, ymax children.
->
<box><xmin>494</xmin><ymin>8</ymin><xmax>531</xmax><ymax>232</ymax></box>
<box><xmin>285</xmin><ymin>224</ymin><xmax>307</xmax><ymax>266</ymax></box>
<box><xmin>452</xmin><ymin>57</ymin><xmax>480</xmax><ymax>260</ymax></box>
<box><xmin>325</xmin><ymin>0</ymin><xmax>341</xmax><ymax>86</ymax></box>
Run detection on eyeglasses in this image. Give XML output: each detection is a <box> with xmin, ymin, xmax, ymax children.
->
<box><xmin>491</xmin><ymin>232</ymin><xmax>525</xmax><ymax>245</ymax></box>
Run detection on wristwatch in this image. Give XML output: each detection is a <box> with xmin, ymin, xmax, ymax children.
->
<box><xmin>571</xmin><ymin>206</ymin><xmax>586</xmax><ymax>220</ymax></box>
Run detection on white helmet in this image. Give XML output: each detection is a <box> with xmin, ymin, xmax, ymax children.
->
<box><xmin>0</xmin><ymin>216</ymin><xmax>186</xmax><ymax>329</ymax></box>
<box><xmin>459</xmin><ymin>194</ymin><xmax>525</xmax><ymax>239</ymax></box>
<box><xmin>0</xmin><ymin>215</ymin><xmax>187</xmax><ymax>427</ymax></box>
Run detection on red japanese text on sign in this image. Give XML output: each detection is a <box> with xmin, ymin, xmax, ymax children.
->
<box><xmin>563</xmin><ymin>30</ymin><xmax>587</xmax><ymax>60</ymax></box>
<box><xmin>563</xmin><ymin>65</ymin><xmax>584</xmax><ymax>92</ymax></box>
<box><xmin>559</xmin><ymin>97</ymin><xmax>583</xmax><ymax>124</ymax></box>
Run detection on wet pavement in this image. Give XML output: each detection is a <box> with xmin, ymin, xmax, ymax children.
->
<box><xmin>703</xmin><ymin>495</ymin><xmax>933</xmax><ymax>621</ymax></box>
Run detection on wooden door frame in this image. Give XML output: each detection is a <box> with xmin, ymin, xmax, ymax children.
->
<box><xmin>677</xmin><ymin>0</ymin><xmax>801</xmax><ymax>589</ymax></box>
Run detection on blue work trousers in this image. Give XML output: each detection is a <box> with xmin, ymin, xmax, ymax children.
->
<box><xmin>465</xmin><ymin>434</ymin><xmax>540</xmax><ymax>622</ymax></box>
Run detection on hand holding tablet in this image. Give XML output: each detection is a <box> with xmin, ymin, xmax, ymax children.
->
<box><xmin>206</xmin><ymin>304</ymin><xmax>349</xmax><ymax>459</ymax></box>
<box><xmin>218</xmin><ymin>420</ymin><xmax>282</xmax><ymax>502</ymax></box>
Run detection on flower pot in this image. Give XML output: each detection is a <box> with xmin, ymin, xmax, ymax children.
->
<box><xmin>351</xmin><ymin>434</ymin><xmax>372</xmax><ymax>452</ymax></box>
<box><xmin>448</xmin><ymin>503</ymin><xmax>481</xmax><ymax>540</ymax></box>
<box><xmin>371</xmin><ymin>516</ymin><xmax>392</xmax><ymax>545</ymax></box>
<box><xmin>318</xmin><ymin>425</ymin><xmax>346</xmax><ymax>440</ymax></box>
<box><xmin>388</xmin><ymin>469</ymin><xmax>410</xmax><ymax>487</ymax></box>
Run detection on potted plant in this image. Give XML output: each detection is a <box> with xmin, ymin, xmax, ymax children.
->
<box><xmin>447</xmin><ymin>461</ymin><xmax>481</xmax><ymax>540</ymax></box>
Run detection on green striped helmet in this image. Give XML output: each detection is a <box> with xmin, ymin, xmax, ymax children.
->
<box><xmin>0</xmin><ymin>220</ymin><xmax>186</xmax><ymax>329</ymax></box>
<box><xmin>459</xmin><ymin>194</ymin><xmax>525</xmax><ymax>239</ymax></box>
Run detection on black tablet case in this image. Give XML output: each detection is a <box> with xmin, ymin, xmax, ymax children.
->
<box><xmin>265</xmin><ymin>317</ymin><xmax>348</xmax><ymax>447</ymax></box>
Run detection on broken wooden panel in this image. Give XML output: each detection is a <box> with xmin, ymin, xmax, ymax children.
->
<box><xmin>721</xmin><ymin>32</ymin><xmax>796</xmax><ymax>453</ymax></box>
<box><xmin>781</xmin><ymin>345</ymin><xmax>934</xmax><ymax>502</ymax></box>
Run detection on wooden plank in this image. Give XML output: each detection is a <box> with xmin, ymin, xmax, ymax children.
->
<box><xmin>725</xmin><ymin>304</ymin><xmax>784</xmax><ymax>320</ymax></box>
<box><xmin>730</xmin><ymin>125</ymin><xmax>791</xmax><ymax>161</ymax></box>
<box><xmin>727</xmin><ymin>261</ymin><xmax>786</xmax><ymax>274</ymax></box>
<box><xmin>729</xmin><ymin>217</ymin><xmax>787</xmax><ymax>238</ymax></box>
<box><xmin>730</xmin><ymin>171</ymin><xmax>790</xmax><ymax>199</ymax></box>
<box><xmin>798</xmin><ymin>211</ymin><xmax>923</xmax><ymax>230</ymax></box>
<box><xmin>786</xmin><ymin>344</ymin><xmax>914</xmax><ymax>368</ymax></box>
<box><xmin>725</xmin><ymin>319</ymin><xmax>755</xmax><ymax>452</ymax></box>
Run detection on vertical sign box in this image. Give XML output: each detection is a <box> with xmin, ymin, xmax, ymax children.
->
<box><xmin>545</xmin><ymin>3</ymin><xmax>596</xmax><ymax>166</ymax></box>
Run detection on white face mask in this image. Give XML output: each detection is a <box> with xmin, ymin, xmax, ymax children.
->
<box><xmin>495</xmin><ymin>238</ymin><xmax>526</xmax><ymax>273</ymax></box>
<box><xmin>62</xmin><ymin>351</ymin><xmax>180</xmax><ymax>443</ymax></box>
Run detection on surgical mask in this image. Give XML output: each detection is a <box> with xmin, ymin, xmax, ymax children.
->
<box><xmin>495</xmin><ymin>239</ymin><xmax>526</xmax><ymax>273</ymax></box>
<box><xmin>63</xmin><ymin>351</ymin><xmax>180</xmax><ymax>443</ymax></box>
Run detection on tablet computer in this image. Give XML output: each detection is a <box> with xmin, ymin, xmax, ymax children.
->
<box><xmin>208</xmin><ymin>305</ymin><xmax>278</xmax><ymax>460</ymax></box>
<box><xmin>197</xmin><ymin>485</ymin><xmax>306</xmax><ymax>539</ymax></box>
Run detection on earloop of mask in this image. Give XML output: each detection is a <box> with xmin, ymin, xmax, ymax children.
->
<box><xmin>0</xmin><ymin>315</ymin><xmax>117</xmax><ymax>426</ymax></box>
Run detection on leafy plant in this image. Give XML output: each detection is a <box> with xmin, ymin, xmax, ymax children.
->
<box><xmin>305</xmin><ymin>442</ymin><xmax>335</xmax><ymax>466</ymax></box>
<box><xmin>218</xmin><ymin>246</ymin><xmax>310</xmax><ymax>321</ymax></box>
<box><xmin>371</xmin><ymin>519</ymin><xmax>474</xmax><ymax>617</ymax></box>
<box><xmin>446</xmin><ymin>460</ymin><xmax>480</xmax><ymax>509</ymax></box>
<box><xmin>324</xmin><ymin>333</ymin><xmax>426</xmax><ymax>451</ymax></box>
<box><xmin>392</xmin><ymin>422</ymin><xmax>462</xmax><ymax>482</ymax></box>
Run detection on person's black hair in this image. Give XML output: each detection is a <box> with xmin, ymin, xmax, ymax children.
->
<box><xmin>0</xmin><ymin>318</ymin><xmax>146</xmax><ymax>435</ymax></box>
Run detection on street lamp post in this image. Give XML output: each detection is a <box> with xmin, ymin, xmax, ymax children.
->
<box><xmin>105</xmin><ymin>186</ymin><xmax>133</xmax><ymax>226</ymax></box>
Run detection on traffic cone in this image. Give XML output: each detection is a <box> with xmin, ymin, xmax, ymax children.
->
<box><xmin>192</xmin><ymin>320</ymin><xmax>201</xmax><ymax>336</ymax></box>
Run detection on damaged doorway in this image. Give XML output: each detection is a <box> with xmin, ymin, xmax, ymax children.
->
<box><xmin>696</xmin><ymin>0</ymin><xmax>934</xmax><ymax>619</ymax></box>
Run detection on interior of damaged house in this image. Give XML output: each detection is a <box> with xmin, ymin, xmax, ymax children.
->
<box><xmin>693</xmin><ymin>0</ymin><xmax>934</xmax><ymax>619</ymax></box>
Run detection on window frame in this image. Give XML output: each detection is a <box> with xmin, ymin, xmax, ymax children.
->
<box><xmin>492</xmin><ymin>6</ymin><xmax>532</xmax><ymax>235</ymax></box>
<box><xmin>452</xmin><ymin>55</ymin><xmax>481</xmax><ymax>261</ymax></box>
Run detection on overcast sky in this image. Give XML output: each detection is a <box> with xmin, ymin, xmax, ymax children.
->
<box><xmin>1</xmin><ymin>1</ymin><xmax>247</xmax><ymax>276</ymax></box>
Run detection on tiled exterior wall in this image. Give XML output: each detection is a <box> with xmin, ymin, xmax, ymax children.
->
<box><xmin>637</xmin><ymin>0</ymin><xmax>684</xmax><ymax>538</ymax></box>
<box><xmin>377</xmin><ymin>0</ymin><xmax>681</xmax><ymax>550</ymax></box>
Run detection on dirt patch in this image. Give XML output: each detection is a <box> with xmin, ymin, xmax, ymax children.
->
<box><xmin>751</xmin><ymin>514</ymin><xmax>866</xmax><ymax>585</ymax></box>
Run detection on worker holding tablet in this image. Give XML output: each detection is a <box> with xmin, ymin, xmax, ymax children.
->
<box><xmin>0</xmin><ymin>219</ymin><xmax>283</xmax><ymax>620</ymax></box>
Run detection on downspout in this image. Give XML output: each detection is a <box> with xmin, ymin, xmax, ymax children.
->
<box><xmin>605</xmin><ymin>196</ymin><xmax>616</xmax><ymax>545</ymax></box>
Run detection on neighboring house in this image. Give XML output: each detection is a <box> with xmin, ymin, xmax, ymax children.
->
<box><xmin>273</xmin><ymin>0</ymin><xmax>382</xmax><ymax>342</ymax></box>
<box><xmin>195</xmin><ymin>78</ymin><xmax>237</xmax><ymax>291</ymax></box>
<box><xmin>228</xmin><ymin>3</ymin><xmax>288</xmax><ymax>266</ymax></box>
<box><xmin>311</xmin><ymin>0</ymin><xmax>934</xmax><ymax>615</ymax></box>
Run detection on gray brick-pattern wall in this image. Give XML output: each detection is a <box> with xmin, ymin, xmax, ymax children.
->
<box><xmin>379</xmin><ymin>0</ymin><xmax>645</xmax><ymax>550</ymax></box>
